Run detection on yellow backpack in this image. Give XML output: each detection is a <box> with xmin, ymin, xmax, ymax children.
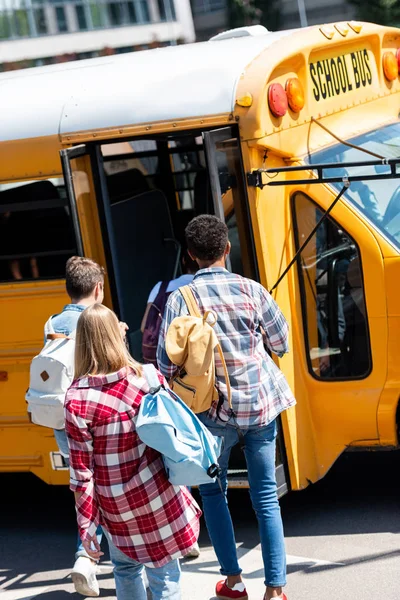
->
<box><xmin>166</xmin><ymin>285</ymin><xmax>232</xmax><ymax>414</ymax></box>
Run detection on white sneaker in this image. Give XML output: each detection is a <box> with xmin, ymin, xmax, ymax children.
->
<box><xmin>71</xmin><ymin>556</ymin><xmax>100</xmax><ymax>597</ymax></box>
<box><xmin>185</xmin><ymin>542</ymin><xmax>201</xmax><ymax>559</ymax></box>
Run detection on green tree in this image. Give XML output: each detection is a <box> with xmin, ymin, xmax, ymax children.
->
<box><xmin>228</xmin><ymin>0</ymin><xmax>281</xmax><ymax>32</ymax></box>
<box><xmin>348</xmin><ymin>0</ymin><xmax>400</xmax><ymax>26</ymax></box>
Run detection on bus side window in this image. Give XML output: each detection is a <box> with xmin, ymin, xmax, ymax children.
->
<box><xmin>293</xmin><ymin>192</ymin><xmax>371</xmax><ymax>380</ymax></box>
<box><xmin>0</xmin><ymin>180</ymin><xmax>77</xmax><ymax>283</ymax></box>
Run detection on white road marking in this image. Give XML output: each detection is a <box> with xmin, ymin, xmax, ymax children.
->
<box><xmin>180</xmin><ymin>543</ymin><xmax>344</xmax><ymax>599</ymax></box>
<box><xmin>0</xmin><ymin>547</ymin><xmax>342</xmax><ymax>599</ymax></box>
<box><xmin>287</xmin><ymin>553</ymin><xmax>344</xmax><ymax>567</ymax></box>
<box><xmin>0</xmin><ymin>587</ymin><xmax>50</xmax><ymax>600</ymax></box>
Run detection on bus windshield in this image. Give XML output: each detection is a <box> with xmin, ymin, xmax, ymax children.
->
<box><xmin>310</xmin><ymin>122</ymin><xmax>400</xmax><ymax>251</ymax></box>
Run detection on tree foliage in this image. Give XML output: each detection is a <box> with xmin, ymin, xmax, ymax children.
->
<box><xmin>228</xmin><ymin>0</ymin><xmax>281</xmax><ymax>32</ymax></box>
<box><xmin>348</xmin><ymin>0</ymin><xmax>400</xmax><ymax>26</ymax></box>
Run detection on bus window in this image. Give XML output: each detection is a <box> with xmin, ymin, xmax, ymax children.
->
<box><xmin>309</xmin><ymin>121</ymin><xmax>400</xmax><ymax>251</ymax></box>
<box><xmin>203</xmin><ymin>130</ymin><xmax>258</xmax><ymax>280</ymax></box>
<box><xmin>293</xmin><ymin>192</ymin><xmax>371</xmax><ymax>380</ymax></box>
<box><xmin>102</xmin><ymin>137</ymin><xmax>206</xmax><ymax>211</ymax></box>
<box><xmin>0</xmin><ymin>179</ymin><xmax>77</xmax><ymax>282</ymax></box>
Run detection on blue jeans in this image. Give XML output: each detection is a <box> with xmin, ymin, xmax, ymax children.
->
<box><xmin>198</xmin><ymin>414</ymin><xmax>286</xmax><ymax>588</ymax></box>
<box><xmin>54</xmin><ymin>428</ymin><xmax>104</xmax><ymax>560</ymax></box>
<box><xmin>104</xmin><ymin>531</ymin><xmax>181</xmax><ymax>600</ymax></box>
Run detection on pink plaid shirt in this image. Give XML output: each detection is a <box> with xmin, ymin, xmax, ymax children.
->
<box><xmin>65</xmin><ymin>367</ymin><xmax>201</xmax><ymax>568</ymax></box>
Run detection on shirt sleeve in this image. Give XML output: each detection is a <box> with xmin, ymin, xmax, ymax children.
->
<box><xmin>65</xmin><ymin>398</ymin><xmax>100</xmax><ymax>540</ymax></box>
<box><xmin>259</xmin><ymin>286</ymin><xmax>289</xmax><ymax>358</ymax></box>
<box><xmin>157</xmin><ymin>290</ymin><xmax>188</xmax><ymax>378</ymax></box>
<box><xmin>147</xmin><ymin>281</ymin><xmax>162</xmax><ymax>304</ymax></box>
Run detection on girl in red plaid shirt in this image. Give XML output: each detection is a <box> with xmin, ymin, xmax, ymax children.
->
<box><xmin>65</xmin><ymin>303</ymin><xmax>201</xmax><ymax>600</ymax></box>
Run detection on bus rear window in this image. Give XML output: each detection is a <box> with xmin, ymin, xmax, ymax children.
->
<box><xmin>0</xmin><ymin>179</ymin><xmax>78</xmax><ymax>283</ymax></box>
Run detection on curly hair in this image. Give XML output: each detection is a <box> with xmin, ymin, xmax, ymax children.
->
<box><xmin>185</xmin><ymin>215</ymin><xmax>228</xmax><ymax>262</ymax></box>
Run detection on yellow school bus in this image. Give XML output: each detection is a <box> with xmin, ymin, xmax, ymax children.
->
<box><xmin>1</xmin><ymin>21</ymin><xmax>400</xmax><ymax>492</ymax></box>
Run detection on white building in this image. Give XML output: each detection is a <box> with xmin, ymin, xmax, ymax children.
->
<box><xmin>0</xmin><ymin>0</ymin><xmax>195</xmax><ymax>68</ymax></box>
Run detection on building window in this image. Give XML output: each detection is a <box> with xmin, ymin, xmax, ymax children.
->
<box><xmin>0</xmin><ymin>12</ymin><xmax>12</xmax><ymax>39</ymax></box>
<box><xmin>135</xmin><ymin>0</ymin><xmax>149</xmax><ymax>22</ymax></box>
<box><xmin>0</xmin><ymin>179</ymin><xmax>78</xmax><ymax>283</ymax></box>
<box><xmin>191</xmin><ymin>0</ymin><xmax>226</xmax><ymax>15</ymax></box>
<box><xmin>293</xmin><ymin>192</ymin><xmax>371</xmax><ymax>380</ymax></box>
<box><xmin>106</xmin><ymin>1</ymin><xmax>140</xmax><ymax>26</ymax></box>
<box><xmin>34</xmin><ymin>7</ymin><xmax>48</xmax><ymax>34</ymax></box>
<box><xmin>90</xmin><ymin>3</ymin><xmax>104</xmax><ymax>27</ymax></box>
<box><xmin>158</xmin><ymin>0</ymin><xmax>175</xmax><ymax>21</ymax></box>
<box><xmin>107</xmin><ymin>2</ymin><xmax>123</xmax><ymax>25</ymax></box>
<box><xmin>56</xmin><ymin>6</ymin><xmax>68</xmax><ymax>31</ymax></box>
<box><xmin>0</xmin><ymin>0</ymin><xmax>154</xmax><ymax>41</ymax></box>
<box><xmin>13</xmin><ymin>9</ymin><xmax>30</xmax><ymax>36</ymax></box>
<box><xmin>75</xmin><ymin>5</ymin><xmax>88</xmax><ymax>29</ymax></box>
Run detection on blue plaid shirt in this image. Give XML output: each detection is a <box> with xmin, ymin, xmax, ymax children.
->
<box><xmin>157</xmin><ymin>267</ymin><xmax>296</xmax><ymax>428</ymax></box>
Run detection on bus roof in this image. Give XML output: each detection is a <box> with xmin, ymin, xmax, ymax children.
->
<box><xmin>0</xmin><ymin>29</ymin><xmax>295</xmax><ymax>142</ymax></box>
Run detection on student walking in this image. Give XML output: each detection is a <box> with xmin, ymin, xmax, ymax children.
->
<box><xmin>36</xmin><ymin>256</ymin><xmax>107</xmax><ymax>596</ymax></box>
<box><xmin>157</xmin><ymin>215</ymin><xmax>296</xmax><ymax>600</ymax></box>
<box><xmin>141</xmin><ymin>253</ymin><xmax>198</xmax><ymax>366</ymax></box>
<box><xmin>65</xmin><ymin>303</ymin><xmax>201</xmax><ymax>600</ymax></box>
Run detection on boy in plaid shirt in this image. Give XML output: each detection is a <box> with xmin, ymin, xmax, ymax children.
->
<box><xmin>158</xmin><ymin>215</ymin><xmax>295</xmax><ymax>600</ymax></box>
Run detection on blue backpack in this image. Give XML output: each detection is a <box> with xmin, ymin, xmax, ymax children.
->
<box><xmin>136</xmin><ymin>364</ymin><xmax>222</xmax><ymax>486</ymax></box>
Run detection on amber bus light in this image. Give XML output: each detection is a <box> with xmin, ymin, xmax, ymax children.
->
<box><xmin>286</xmin><ymin>78</ymin><xmax>305</xmax><ymax>112</ymax></box>
<box><xmin>383</xmin><ymin>51</ymin><xmax>398</xmax><ymax>81</ymax></box>
<box><xmin>397</xmin><ymin>48</ymin><xmax>400</xmax><ymax>73</ymax></box>
<box><xmin>268</xmin><ymin>83</ymin><xmax>288</xmax><ymax>118</ymax></box>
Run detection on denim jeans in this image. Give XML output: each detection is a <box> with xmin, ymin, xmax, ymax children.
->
<box><xmin>104</xmin><ymin>531</ymin><xmax>181</xmax><ymax>600</ymax></box>
<box><xmin>54</xmin><ymin>428</ymin><xmax>103</xmax><ymax>560</ymax></box>
<box><xmin>198</xmin><ymin>414</ymin><xmax>286</xmax><ymax>588</ymax></box>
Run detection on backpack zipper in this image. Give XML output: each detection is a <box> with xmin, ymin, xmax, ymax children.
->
<box><xmin>175</xmin><ymin>378</ymin><xmax>196</xmax><ymax>396</ymax></box>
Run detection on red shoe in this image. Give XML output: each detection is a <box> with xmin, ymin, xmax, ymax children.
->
<box><xmin>216</xmin><ymin>580</ymin><xmax>248</xmax><ymax>600</ymax></box>
<box><xmin>263</xmin><ymin>595</ymin><xmax>288</xmax><ymax>600</ymax></box>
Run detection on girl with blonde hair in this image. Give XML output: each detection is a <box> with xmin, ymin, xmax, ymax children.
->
<box><xmin>65</xmin><ymin>303</ymin><xmax>201</xmax><ymax>600</ymax></box>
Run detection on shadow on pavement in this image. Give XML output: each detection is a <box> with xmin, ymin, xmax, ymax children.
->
<box><xmin>2</xmin><ymin>448</ymin><xmax>400</xmax><ymax>597</ymax></box>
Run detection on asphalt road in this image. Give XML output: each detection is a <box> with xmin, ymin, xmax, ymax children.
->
<box><xmin>1</xmin><ymin>449</ymin><xmax>400</xmax><ymax>600</ymax></box>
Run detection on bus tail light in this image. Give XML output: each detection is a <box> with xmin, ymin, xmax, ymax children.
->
<box><xmin>286</xmin><ymin>78</ymin><xmax>305</xmax><ymax>112</ymax></box>
<box><xmin>268</xmin><ymin>83</ymin><xmax>288</xmax><ymax>118</ymax></box>
<box><xmin>397</xmin><ymin>48</ymin><xmax>400</xmax><ymax>73</ymax></box>
<box><xmin>383</xmin><ymin>51</ymin><xmax>398</xmax><ymax>81</ymax></box>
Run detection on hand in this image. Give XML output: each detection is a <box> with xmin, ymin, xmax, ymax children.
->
<box><xmin>81</xmin><ymin>533</ymin><xmax>104</xmax><ymax>561</ymax></box>
<box><xmin>320</xmin><ymin>353</ymin><xmax>330</xmax><ymax>374</ymax></box>
<box><xmin>118</xmin><ymin>321</ymin><xmax>129</xmax><ymax>339</ymax></box>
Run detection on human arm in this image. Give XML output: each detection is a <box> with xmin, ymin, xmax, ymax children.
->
<box><xmin>259</xmin><ymin>286</ymin><xmax>289</xmax><ymax>358</ymax></box>
<box><xmin>118</xmin><ymin>321</ymin><xmax>129</xmax><ymax>338</ymax></box>
<box><xmin>65</xmin><ymin>399</ymin><xmax>101</xmax><ymax>549</ymax></box>
<box><xmin>74</xmin><ymin>492</ymin><xmax>103</xmax><ymax>560</ymax></box>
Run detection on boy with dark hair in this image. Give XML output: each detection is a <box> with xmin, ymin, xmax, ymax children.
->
<box><xmin>158</xmin><ymin>215</ymin><xmax>295</xmax><ymax>600</ymax></box>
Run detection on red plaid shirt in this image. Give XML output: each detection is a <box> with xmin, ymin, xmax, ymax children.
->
<box><xmin>65</xmin><ymin>367</ymin><xmax>201</xmax><ymax>568</ymax></box>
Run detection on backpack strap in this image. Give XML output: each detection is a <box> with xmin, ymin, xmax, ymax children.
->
<box><xmin>157</xmin><ymin>280</ymin><xmax>170</xmax><ymax>300</ymax></box>
<box><xmin>44</xmin><ymin>315</ymin><xmax>77</xmax><ymax>341</ymax></box>
<box><xmin>180</xmin><ymin>285</ymin><xmax>201</xmax><ymax>318</ymax></box>
<box><xmin>44</xmin><ymin>316</ymin><xmax>55</xmax><ymax>337</ymax></box>
<box><xmin>180</xmin><ymin>286</ymin><xmax>232</xmax><ymax>409</ymax></box>
<box><xmin>143</xmin><ymin>364</ymin><xmax>162</xmax><ymax>393</ymax></box>
<box><xmin>216</xmin><ymin>343</ymin><xmax>232</xmax><ymax>410</ymax></box>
